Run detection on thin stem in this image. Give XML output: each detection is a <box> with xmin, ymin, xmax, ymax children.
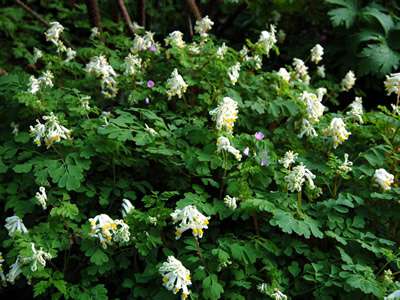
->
<box><xmin>252</xmin><ymin>213</ymin><xmax>260</xmax><ymax>235</ymax></box>
<box><xmin>297</xmin><ymin>191</ymin><xmax>303</xmax><ymax>216</ymax></box>
<box><xmin>194</xmin><ymin>237</ymin><xmax>206</xmax><ymax>266</ymax></box>
<box><xmin>332</xmin><ymin>175</ymin><xmax>338</xmax><ymax>198</ymax></box>
<box><xmin>15</xmin><ymin>0</ymin><xmax>49</xmax><ymax>27</ymax></box>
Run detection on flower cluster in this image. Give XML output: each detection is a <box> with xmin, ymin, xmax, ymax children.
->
<box><xmin>121</xmin><ymin>199</ymin><xmax>135</xmax><ymax>217</ymax></box>
<box><xmin>325</xmin><ymin>117</ymin><xmax>351</xmax><ymax>148</ymax></box>
<box><xmin>347</xmin><ymin>96</ymin><xmax>364</xmax><ymax>123</ymax></box>
<box><xmin>216</xmin><ymin>42</ymin><xmax>228</xmax><ymax>59</ymax></box>
<box><xmin>6</xmin><ymin>258</ymin><xmax>22</xmax><ymax>284</ymax></box>
<box><xmin>217</xmin><ymin>136</ymin><xmax>242</xmax><ymax>161</ymax></box>
<box><xmin>300</xmin><ymin>91</ymin><xmax>325</xmax><ymax>123</ymax></box>
<box><xmin>285</xmin><ymin>163</ymin><xmax>316</xmax><ymax>192</ymax></box>
<box><xmin>89</xmin><ymin>214</ymin><xmax>130</xmax><ymax>248</ymax></box>
<box><xmin>171</xmin><ymin>205</ymin><xmax>210</xmax><ymax>239</ymax></box>
<box><xmin>277</xmin><ymin>67</ymin><xmax>290</xmax><ymax>82</ymax></box>
<box><xmin>85</xmin><ymin>55</ymin><xmax>118</xmax><ymax>98</ymax></box>
<box><xmin>35</xmin><ymin>186</ymin><xmax>47</xmax><ymax>210</ymax></box>
<box><xmin>384</xmin><ymin>72</ymin><xmax>400</xmax><ymax>96</ymax></box>
<box><xmin>194</xmin><ymin>16</ymin><xmax>214</xmax><ymax>38</ymax></box>
<box><xmin>0</xmin><ymin>252</ymin><xmax>4</xmax><ymax>282</ymax></box>
<box><xmin>224</xmin><ymin>195</ymin><xmax>237</xmax><ymax>210</ymax></box>
<box><xmin>341</xmin><ymin>70</ymin><xmax>356</xmax><ymax>91</ymax></box>
<box><xmin>44</xmin><ymin>22</ymin><xmax>76</xmax><ymax>61</ymax></box>
<box><xmin>257</xmin><ymin>25</ymin><xmax>277</xmax><ymax>56</ymax></box>
<box><xmin>227</xmin><ymin>63</ymin><xmax>241</xmax><ymax>85</ymax></box>
<box><xmin>209</xmin><ymin>97</ymin><xmax>239</xmax><ymax>133</ymax></box>
<box><xmin>26</xmin><ymin>243</ymin><xmax>52</xmax><ymax>272</ymax></box>
<box><xmin>124</xmin><ymin>54</ymin><xmax>142</xmax><ymax>77</ymax></box>
<box><xmin>29</xmin><ymin>112</ymin><xmax>71</xmax><ymax>148</ymax></box>
<box><xmin>165</xmin><ymin>31</ymin><xmax>185</xmax><ymax>48</ymax></box>
<box><xmin>159</xmin><ymin>256</ymin><xmax>192</xmax><ymax>300</ymax></box>
<box><xmin>131</xmin><ymin>31</ymin><xmax>157</xmax><ymax>52</ymax></box>
<box><xmin>5</xmin><ymin>215</ymin><xmax>28</xmax><ymax>236</ymax></box>
<box><xmin>338</xmin><ymin>153</ymin><xmax>353</xmax><ymax>174</ymax></box>
<box><xmin>166</xmin><ymin>68</ymin><xmax>188</xmax><ymax>99</ymax></box>
<box><xmin>28</xmin><ymin>70</ymin><xmax>54</xmax><ymax>94</ymax></box>
<box><xmin>293</xmin><ymin>58</ymin><xmax>310</xmax><ymax>84</ymax></box>
<box><xmin>279</xmin><ymin>150</ymin><xmax>298</xmax><ymax>169</ymax></box>
<box><xmin>373</xmin><ymin>168</ymin><xmax>394</xmax><ymax>191</ymax></box>
<box><xmin>310</xmin><ymin>44</ymin><xmax>324</xmax><ymax>64</ymax></box>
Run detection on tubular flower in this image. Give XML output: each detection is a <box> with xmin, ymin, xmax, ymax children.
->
<box><xmin>227</xmin><ymin>63</ymin><xmax>241</xmax><ymax>85</ymax></box>
<box><xmin>6</xmin><ymin>258</ymin><xmax>22</xmax><ymax>284</ymax></box>
<box><xmin>171</xmin><ymin>205</ymin><xmax>210</xmax><ymax>239</ymax></box>
<box><xmin>131</xmin><ymin>31</ymin><xmax>157</xmax><ymax>52</ymax></box>
<box><xmin>5</xmin><ymin>215</ymin><xmax>28</xmax><ymax>236</ymax></box>
<box><xmin>121</xmin><ymin>199</ymin><xmax>135</xmax><ymax>217</ymax></box>
<box><xmin>166</xmin><ymin>69</ymin><xmax>188</xmax><ymax>99</ymax></box>
<box><xmin>285</xmin><ymin>163</ymin><xmax>316</xmax><ymax>192</ymax></box>
<box><xmin>317</xmin><ymin>65</ymin><xmax>326</xmax><ymax>78</ymax></box>
<box><xmin>30</xmin><ymin>113</ymin><xmax>71</xmax><ymax>148</ymax></box>
<box><xmin>32</xmin><ymin>48</ymin><xmax>43</xmax><ymax>64</ymax></box>
<box><xmin>279</xmin><ymin>150</ymin><xmax>298</xmax><ymax>169</ymax></box>
<box><xmin>338</xmin><ymin>153</ymin><xmax>353</xmax><ymax>174</ymax></box>
<box><xmin>159</xmin><ymin>256</ymin><xmax>192</xmax><ymax>300</ymax></box>
<box><xmin>298</xmin><ymin>119</ymin><xmax>318</xmax><ymax>138</ymax></box>
<box><xmin>300</xmin><ymin>91</ymin><xmax>325</xmax><ymax>123</ymax></box>
<box><xmin>165</xmin><ymin>31</ymin><xmax>185</xmax><ymax>48</ymax></box>
<box><xmin>209</xmin><ymin>97</ymin><xmax>238</xmax><ymax>133</ymax></box>
<box><xmin>341</xmin><ymin>70</ymin><xmax>356</xmax><ymax>91</ymax></box>
<box><xmin>224</xmin><ymin>195</ymin><xmax>237</xmax><ymax>210</ymax></box>
<box><xmin>28</xmin><ymin>70</ymin><xmax>54</xmax><ymax>94</ymax></box>
<box><xmin>90</xmin><ymin>27</ymin><xmax>100</xmax><ymax>39</ymax></box>
<box><xmin>216</xmin><ymin>136</ymin><xmax>242</xmax><ymax>161</ymax></box>
<box><xmin>124</xmin><ymin>54</ymin><xmax>142</xmax><ymax>77</ymax></box>
<box><xmin>325</xmin><ymin>117</ymin><xmax>351</xmax><ymax>148</ymax></box>
<box><xmin>89</xmin><ymin>214</ymin><xmax>130</xmax><ymax>248</ymax></box>
<box><xmin>277</xmin><ymin>67</ymin><xmax>290</xmax><ymax>82</ymax></box>
<box><xmin>310</xmin><ymin>44</ymin><xmax>324</xmax><ymax>64</ymax></box>
<box><xmin>271</xmin><ymin>289</ymin><xmax>288</xmax><ymax>300</ymax></box>
<box><xmin>44</xmin><ymin>22</ymin><xmax>66</xmax><ymax>52</ymax></box>
<box><xmin>85</xmin><ymin>55</ymin><xmax>118</xmax><ymax>98</ymax></box>
<box><xmin>194</xmin><ymin>16</ymin><xmax>214</xmax><ymax>38</ymax></box>
<box><xmin>374</xmin><ymin>168</ymin><xmax>394</xmax><ymax>191</ymax></box>
<box><xmin>0</xmin><ymin>252</ymin><xmax>5</xmax><ymax>282</ymax></box>
<box><xmin>216</xmin><ymin>43</ymin><xmax>228</xmax><ymax>59</ymax></box>
<box><xmin>384</xmin><ymin>72</ymin><xmax>400</xmax><ymax>96</ymax></box>
<box><xmin>35</xmin><ymin>186</ymin><xmax>47</xmax><ymax>210</ymax></box>
<box><xmin>65</xmin><ymin>47</ymin><xmax>76</xmax><ymax>62</ymax></box>
<box><xmin>28</xmin><ymin>243</ymin><xmax>52</xmax><ymax>272</ymax></box>
<box><xmin>257</xmin><ymin>25</ymin><xmax>277</xmax><ymax>56</ymax></box>
<box><xmin>347</xmin><ymin>96</ymin><xmax>363</xmax><ymax>123</ymax></box>
<box><xmin>293</xmin><ymin>58</ymin><xmax>310</xmax><ymax>84</ymax></box>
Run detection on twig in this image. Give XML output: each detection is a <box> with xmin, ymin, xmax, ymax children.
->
<box><xmin>138</xmin><ymin>0</ymin><xmax>146</xmax><ymax>28</ymax></box>
<box><xmin>116</xmin><ymin>0</ymin><xmax>135</xmax><ymax>35</ymax></box>
<box><xmin>186</xmin><ymin>0</ymin><xmax>202</xmax><ymax>20</ymax></box>
<box><xmin>186</xmin><ymin>12</ymin><xmax>194</xmax><ymax>38</ymax></box>
<box><xmin>15</xmin><ymin>0</ymin><xmax>49</xmax><ymax>27</ymax></box>
<box><xmin>85</xmin><ymin>0</ymin><xmax>102</xmax><ymax>30</ymax></box>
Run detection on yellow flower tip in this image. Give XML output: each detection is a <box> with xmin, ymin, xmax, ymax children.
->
<box><xmin>182</xmin><ymin>293</ymin><xmax>189</xmax><ymax>300</ymax></box>
<box><xmin>174</xmin><ymin>287</ymin><xmax>180</xmax><ymax>294</ymax></box>
<box><xmin>162</xmin><ymin>276</ymin><xmax>168</xmax><ymax>283</ymax></box>
<box><xmin>186</xmin><ymin>274</ymin><xmax>191</xmax><ymax>281</ymax></box>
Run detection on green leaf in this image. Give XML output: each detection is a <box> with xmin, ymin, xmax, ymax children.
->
<box><xmin>358</xmin><ymin>43</ymin><xmax>400</xmax><ymax>75</ymax></box>
<box><xmin>326</xmin><ymin>0</ymin><xmax>358</xmax><ymax>28</ymax></box>
<box><xmin>90</xmin><ymin>249</ymin><xmax>109</xmax><ymax>266</ymax></box>
<box><xmin>202</xmin><ymin>274</ymin><xmax>224</xmax><ymax>300</ymax></box>
<box><xmin>361</xmin><ymin>6</ymin><xmax>394</xmax><ymax>34</ymax></box>
<box><xmin>34</xmin><ymin>281</ymin><xmax>50</xmax><ymax>297</ymax></box>
<box><xmin>13</xmin><ymin>162</ymin><xmax>33</xmax><ymax>173</ymax></box>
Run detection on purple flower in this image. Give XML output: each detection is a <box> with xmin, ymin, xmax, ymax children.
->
<box><xmin>259</xmin><ymin>150</ymin><xmax>269</xmax><ymax>167</ymax></box>
<box><xmin>148</xmin><ymin>45</ymin><xmax>157</xmax><ymax>52</ymax></box>
<box><xmin>147</xmin><ymin>80</ymin><xmax>155</xmax><ymax>88</ymax></box>
<box><xmin>255</xmin><ymin>131</ymin><xmax>265</xmax><ymax>140</ymax></box>
<box><xmin>243</xmin><ymin>147</ymin><xmax>250</xmax><ymax>156</ymax></box>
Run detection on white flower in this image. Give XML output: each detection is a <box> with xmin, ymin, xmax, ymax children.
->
<box><xmin>165</xmin><ymin>31</ymin><xmax>185</xmax><ymax>48</ymax></box>
<box><xmin>30</xmin><ymin>113</ymin><xmax>71</xmax><ymax>148</ymax></box>
<box><xmin>285</xmin><ymin>163</ymin><xmax>316</xmax><ymax>192</ymax></box>
<box><xmin>271</xmin><ymin>289</ymin><xmax>288</xmax><ymax>300</ymax></box>
<box><xmin>384</xmin><ymin>73</ymin><xmax>400</xmax><ymax>96</ymax></box>
<box><xmin>257</xmin><ymin>25</ymin><xmax>277</xmax><ymax>56</ymax></box>
<box><xmin>113</xmin><ymin>219</ymin><xmax>131</xmax><ymax>244</ymax></box>
<box><xmin>300</xmin><ymin>91</ymin><xmax>325</xmax><ymax>123</ymax></box>
<box><xmin>124</xmin><ymin>54</ymin><xmax>142</xmax><ymax>76</ymax></box>
<box><xmin>144</xmin><ymin>123</ymin><xmax>158</xmax><ymax>136</ymax></box>
<box><xmin>6</xmin><ymin>257</ymin><xmax>22</xmax><ymax>284</ymax></box>
<box><xmin>224</xmin><ymin>195</ymin><xmax>237</xmax><ymax>210</ymax></box>
<box><xmin>216</xmin><ymin>136</ymin><xmax>242</xmax><ymax>161</ymax></box>
<box><xmin>310</xmin><ymin>44</ymin><xmax>324</xmax><ymax>64</ymax></box>
<box><xmin>28</xmin><ymin>243</ymin><xmax>52</xmax><ymax>272</ymax></box>
<box><xmin>166</xmin><ymin>69</ymin><xmax>188</xmax><ymax>99</ymax></box>
<box><xmin>209</xmin><ymin>97</ymin><xmax>238</xmax><ymax>133</ymax></box>
<box><xmin>325</xmin><ymin>117</ymin><xmax>351</xmax><ymax>148</ymax></box>
<box><xmin>0</xmin><ymin>252</ymin><xmax>5</xmax><ymax>282</ymax></box>
<box><xmin>293</xmin><ymin>58</ymin><xmax>310</xmax><ymax>84</ymax></box>
<box><xmin>385</xmin><ymin>290</ymin><xmax>400</xmax><ymax>300</ymax></box>
<box><xmin>249</xmin><ymin>55</ymin><xmax>263</xmax><ymax>70</ymax></box>
<box><xmin>89</xmin><ymin>214</ymin><xmax>116</xmax><ymax>248</ymax></box>
<box><xmin>10</xmin><ymin>122</ymin><xmax>19</xmax><ymax>136</ymax></box>
<box><xmin>171</xmin><ymin>205</ymin><xmax>210</xmax><ymax>239</ymax></box>
<box><xmin>392</xmin><ymin>104</ymin><xmax>400</xmax><ymax>115</ymax></box>
<box><xmin>228</xmin><ymin>63</ymin><xmax>240</xmax><ymax>85</ymax></box>
<box><xmin>121</xmin><ymin>198</ymin><xmax>135</xmax><ymax>217</ymax></box>
<box><xmin>35</xmin><ymin>186</ymin><xmax>47</xmax><ymax>210</ymax></box>
<box><xmin>148</xmin><ymin>216</ymin><xmax>158</xmax><ymax>225</ymax></box>
<box><xmin>188</xmin><ymin>43</ymin><xmax>201</xmax><ymax>55</ymax></box>
<box><xmin>5</xmin><ymin>215</ymin><xmax>28</xmax><ymax>236</ymax></box>
<box><xmin>28</xmin><ymin>70</ymin><xmax>54</xmax><ymax>94</ymax></box>
<box><xmin>216</xmin><ymin>43</ymin><xmax>228</xmax><ymax>59</ymax></box>
<box><xmin>32</xmin><ymin>48</ymin><xmax>43</xmax><ymax>63</ymax></box>
<box><xmin>317</xmin><ymin>65</ymin><xmax>326</xmax><ymax>78</ymax></box>
<box><xmin>131</xmin><ymin>31</ymin><xmax>156</xmax><ymax>52</ymax></box>
<box><xmin>347</xmin><ymin>96</ymin><xmax>363</xmax><ymax>123</ymax></box>
<box><xmin>341</xmin><ymin>70</ymin><xmax>356</xmax><ymax>91</ymax></box>
<box><xmin>338</xmin><ymin>153</ymin><xmax>353</xmax><ymax>173</ymax></box>
<box><xmin>374</xmin><ymin>168</ymin><xmax>394</xmax><ymax>191</ymax></box>
<box><xmin>298</xmin><ymin>119</ymin><xmax>318</xmax><ymax>138</ymax></box>
<box><xmin>279</xmin><ymin>150</ymin><xmax>298</xmax><ymax>169</ymax></box>
<box><xmin>80</xmin><ymin>95</ymin><xmax>91</xmax><ymax>111</ymax></box>
<box><xmin>45</xmin><ymin>22</ymin><xmax>64</xmax><ymax>46</ymax></box>
<box><xmin>257</xmin><ymin>283</ymin><xmax>268</xmax><ymax>294</ymax></box>
<box><xmin>64</xmin><ymin>47</ymin><xmax>76</xmax><ymax>62</ymax></box>
<box><xmin>277</xmin><ymin>67</ymin><xmax>290</xmax><ymax>82</ymax></box>
<box><xmin>194</xmin><ymin>16</ymin><xmax>214</xmax><ymax>38</ymax></box>
<box><xmin>159</xmin><ymin>256</ymin><xmax>192</xmax><ymax>300</ymax></box>
<box><xmin>90</xmin><ymin>27</ymin><xmax>100</xmax><ymax>39</ymax></box>
<box><xmin>85</xmin><ymin>55</ymin><xmax>118</xmax><ymax>98</ymax></box>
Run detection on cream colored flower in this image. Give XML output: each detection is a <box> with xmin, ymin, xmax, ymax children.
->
<box><xmin>159</xmin><ymin>256</ymin><xmax>192</xmax><ymax>300</ymax></box>
<box><xmin>373</xmin><ymin>168</ymin><xmax>394</xmax><ymax>191</ymax></box>
<box><xmin>310</xmin><ymin>44</ymin><xmax>324</xmax><ymax>64</ymax></box>
<box><xmin>165</xmin><ymin>31</ymin><xmax>185</xmax><ymax>48</ymax></box>
<box><xmin>224</xmin><ymin>195</ymin><xmax>237</xmax><ymax>210</ymax></box>
<box><xmin>228</xmin><ymin>63</ymin><xmax>241</xmax><ymax>85</ymax></box>
<box><xmin>341</xmin><ymin>70</ymin><xmax>356</xmax><ymax>91</ymax></box>
<box><xmin>279</xmin><ymin>150</ymin><xmax>298</xmax><ymax>169</ymax></box>
<box><xmin>317</xmin><ymin>65</ymin><xmax>326</xmax><ymax>78</ymax></box>
<box><xmin>32</xmin><ymin>48</ymin><xmax>43</xmax><ymax>64</ymax></box>
<box><xmin>298</xmin><ymin>119</ymin><xmax>318</xmax><ymax>138</ymax></box>
<box><xmin>257</xmin><ymin>25</ymin><xmax>277</xmax><ymax>56</ymax></box>
<box><xmin>347</xmin><ymin>96</ymin><xmax>363</xmax><ymax>123</ymax></box>
<box><xmin>216</xmin><ymin>43</ymin><xmax>228</xmax><ymax>59</ymax></box>
<box><xmin>338</xmin><ymin>153</ymin><xmax>353</xmax><ymax>174</ymax></box>
<box><xmin>325</xmin><ymin>117</ymin><xmax>351</xmax><ymax>148</ymax></box>
<box><xmin>277</xmin><ymin>67</ymin><xmax>290</xmax><ymax>82</ymax></box>
<box><xmin>124</xmin><ymin>54</ymin><xmax>142</xmax><ymax>76</ymax></box>
<box><xmin>28</xmin><ymin>243</ymin><xmax>52</xmax><ymax>272</ymax></box>
<box><xmin>35</xmin><ymin>186</ymin><xmax>47</xmax><ymax>210</ymax></box>
<box><xmin>285</xmin><ymin>163</ymin><xmax>316</xmax><ymax>192</ymax></box>
<box><xmin>171</xmin><ymin>205</ymin><xmax>210</xmax><ymax>239</ymax></box>
<box><xmin>5</xmin><ymin>215</ymin><xmax>28</xmax><ymax>236</ymax></box>
<box><xmin>384</xmin><ymin>73</ymin><xmax>400</xmax><ymax>96</ymax></box>
<box><xmin>209</xmin><ymin>97</ymin><xmax>238</xmax><ymax>133</ymax></box>
<box><xmin>216</xmin><ymin>136</ymin><xmax>242</xmax><ymax>161</ymax></box>
<box><xmin>121</xmin><ymin>198</ymin><xmax>135</xmax><ymax>217</ymax></box>
<box><xmin>85</xmin><ymin>55</ymin><xmax>118</xmax><ymax>98</ymax></box>
<box><xmin>28</xmin><ymin>70</ymin><xmax>54</xmax><ymax>94</ymax></box>
<box><xmin>293</xmin><ymin>58</ymin><xmax>310</xmax><ymax>84</ymax></box>
<box><xmin>300</xmin><ymin>91</ymin><xmax>325</xmax><ymax>123</ymax></box>
<box><xmin>30</xmin><ymin>113</ymin><xmax>71</xmax><ymax>148</ymax></box>
<box><xmin>194</xmin><ymin>16</ymin><xmax>214</xmax><ymax>38</ymax></box>
<box><xmin>166</xmin><ymin>69</ymin><xmax>188</xmax><ymax>99</ymax></box>
<box><xmin>6</xmin><ymin>258</ymin><xmax>22</xmax><ymax>284</ymax></box>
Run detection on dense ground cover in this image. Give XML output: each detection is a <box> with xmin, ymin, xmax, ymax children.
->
<box><xmin>0</xmin><ymin>1</ymin><xmax>399</xmax><ymax>299</ymax></box>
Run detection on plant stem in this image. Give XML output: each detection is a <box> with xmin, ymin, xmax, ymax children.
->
<box><xmin>297</xmin><ymin>191</ymin><xmax>303</xmax><ymax>216</ymax></box>
<box><xmin>194</xmin><ymin>237</ymin><xmax>206</xmax><ymax>265</ymax></box>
